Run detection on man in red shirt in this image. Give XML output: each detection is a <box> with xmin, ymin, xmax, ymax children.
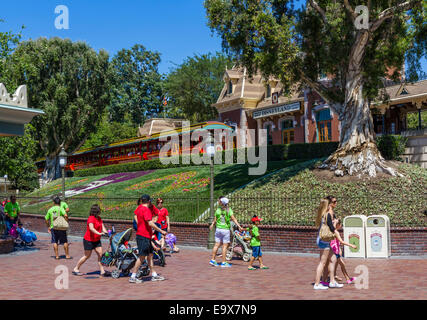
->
<box><xmin>129</xmin><ymin>194</ymin><xmax>167</xmax><ymax>283</ymax></box>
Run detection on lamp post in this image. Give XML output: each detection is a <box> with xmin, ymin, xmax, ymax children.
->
<box><xmin>59</xmin><ymin>148</ymin><xmax>68</xmax><ymax>201</ymax></box>
<box><xmin>206</xmin><ymin>134</ymin><xmax>216</xmax><ymax>249</ymax></box>
<box><xmin>3</xmin><ymin>175</ymin><xmax>7</xmax><ymax>195</ymax></box>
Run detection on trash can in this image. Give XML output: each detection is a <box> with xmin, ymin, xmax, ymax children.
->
<box><xmin>343</xmin><ymin>215</ymin><xmax>367</xmax><ymax>258</ymax></box>
<box><xmin>366</xmin><ymin>215</ymin><xmax>391</xmax><ymax>258</ymax></box>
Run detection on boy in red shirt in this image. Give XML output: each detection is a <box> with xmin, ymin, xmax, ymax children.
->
<box><xmin>129</xmin><ymin>194</ymin><xmax>167</xmax><ymax>283</ymax></box>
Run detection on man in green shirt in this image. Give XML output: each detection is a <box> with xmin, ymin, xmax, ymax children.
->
<box><xmin>209</xmin><ymin>197</ymin><xmax>243</xmax><ymax>268</ymax></box>
<box><xmin>4</xmin><ymin>195</ymin><xmax>20</xmax><ymax>232</ymax></box>
<box><xmin>45</xmin><ymin>197</ymin><xmax>70</xmax><ymax>260</ymax></box>
<box><xmin>247</xmin><ymin>215</ymin><xmax>268</xmax><ymax>270</ymax></box>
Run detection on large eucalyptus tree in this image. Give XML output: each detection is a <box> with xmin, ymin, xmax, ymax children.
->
<box><xmin>205</xmin><ymin>0</ymin><xmax>426</xmax><ymax>177</ymax></box>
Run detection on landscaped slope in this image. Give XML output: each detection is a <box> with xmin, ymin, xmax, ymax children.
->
<box><xmin>20</xmin><ymin>159</ymin><xmax>303</xmax><ymax>221</ymax></box>
<box><xmin>230</xmin><ymin>160</ymin><xmax>427</xmax><ymax>227</ymax></box>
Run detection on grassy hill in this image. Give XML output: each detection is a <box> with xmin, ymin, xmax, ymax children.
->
<box><xmin>230</xmin><ymin>161</ymin><xmax>427</xmax><ymax>227</ymax></box>
<box><xmin>20</xmin><ymin>159</ymin><xmax>303</xmax><ymax>221</ymax></box>
<box><xmin>19</xmin><ymin>159</ymin><xmax>427</xmax><ymax>227</ymax></box>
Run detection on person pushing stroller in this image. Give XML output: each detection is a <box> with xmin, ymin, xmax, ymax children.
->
<box><xmin>129</xmin><ymin>194</ymin><xmax>167</xmax><ymax>283</ymax></box>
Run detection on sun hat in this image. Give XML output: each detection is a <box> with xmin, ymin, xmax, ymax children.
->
<box><xmin>220</xmin><ymin>197</ymin><xmax>229</xmax><ymax>205</ymax></box>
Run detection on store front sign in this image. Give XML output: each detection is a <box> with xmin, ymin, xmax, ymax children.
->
<box><xmin>253</xmin><ymin>101</ymin><xmax>301</xmax><ymax>119</ymax></box>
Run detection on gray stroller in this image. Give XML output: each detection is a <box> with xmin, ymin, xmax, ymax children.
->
<box><xmin>226</xmin><ymin>221</ymin><xmax>252</xmax><ymax>262</ymax></box>
<box><xmin>102</xmin><ymin>228</ymin><xmax>149</xmax><ymax>279</ymax></box>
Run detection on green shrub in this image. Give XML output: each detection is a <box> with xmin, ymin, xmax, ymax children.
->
<box><xmin>376</xmin><ymin>135</ymin><xmax>408</xmax><ymax>160</ymax></box>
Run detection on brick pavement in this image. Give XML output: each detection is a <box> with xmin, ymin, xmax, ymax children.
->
<box><xmin>0</xmin><ymin>233</ymin><xmax>426</xmax><ymax>300</ymax></box>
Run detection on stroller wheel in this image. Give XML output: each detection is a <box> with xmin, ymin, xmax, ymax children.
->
<box><xmin>111</xmin><ymin>269</ymin><xmax>121</xmax><ymax>279</ymax></box>
<box><xmin>243</xmin><ymin>253</ymin><xmax>251</xmax><ymax>262</ymax></box>
<box><xmin>225</xmin><ymin>251</ymin><xmax>233</xmax><ymax>261</ymax></box>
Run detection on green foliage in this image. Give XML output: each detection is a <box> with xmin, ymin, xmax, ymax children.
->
<box><xmin>0</xmin><ymin>21</ymin><xmax>23</xmax><ymax>81</ymax></box>
<box><xmin>109</xmin><ymin>44</ymin><xmax>164</xmax><ymax>125</ymax></box>
<box><xmin>406</xmin><ymin>110</ymin><xmax>427</xmax><ymax>130</ymax></box>
<box><xmin>164</xmin><ymin>52</ymin><xmax>232</xmax><ymax>122</ymax></box>
<box><xmin>376</xmin><ymin>135</ymin><xmax>408</xmax><ymax>161</ymax></box>
<box><xmin>0</xmin><ymin>125</ymin><xmax>39</xmax><ymax>191</ymax></box>
<box><xmin>82</xmin><ymin>112</ymin><xmax>137</xmax><ymax>149</ymax></box>
<box><xmin>5</xmin><ymin>37</ymin><xmax>110</xmax><ymax>160</ymax></box>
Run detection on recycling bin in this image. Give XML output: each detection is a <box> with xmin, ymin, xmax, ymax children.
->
<box><xmin>366</xmin><ymin>215</ymin><xmax>391</xmax><ymax>258</ymax></box>
<box><xmin>343</xmin><ymin>215</ymin><xmax>367</xmax><ymax>258</ymax></box>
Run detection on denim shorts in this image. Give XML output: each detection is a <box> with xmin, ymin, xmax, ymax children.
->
<box><xmin>316</xmin><ymin>236</ymin><xmax>330</xmax><ymax>249</ymax></box>
<box><xmin>252</xmin><ymin>246</ymin><xmax>262</xmax><ymax>258</ymax></box>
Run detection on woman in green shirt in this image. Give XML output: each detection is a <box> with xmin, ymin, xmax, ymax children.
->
<box><xmin>209</xmin><ymin>197</ymin><xmax>243</xmax><ymax>268</ymax></box>
<box><xmin>4</xmin><ymin>195</ymin><xmax>20</xmax><ymax>233</ymax></box>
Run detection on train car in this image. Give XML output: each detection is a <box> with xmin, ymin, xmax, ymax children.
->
<box><xmin>35</xmin><ymin>121</ymin><xmax>234</xmax><ymax>173</ymax></box>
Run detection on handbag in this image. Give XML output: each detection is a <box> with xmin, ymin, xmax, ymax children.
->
<box><xmin>319</xmin><ymin>213</ymin><xmax>335</xmax><ymax>242</ymax></box>
<box><xmin>52</xmin><ymin>207</ymin><xmax>69</xmax><ymax>231</ymax></box>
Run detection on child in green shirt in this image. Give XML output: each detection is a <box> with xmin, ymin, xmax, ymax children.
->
<box><xmin>247</xmin><ymin>215</ymin><xmax>269</xmax><ymax>270</ymax></box>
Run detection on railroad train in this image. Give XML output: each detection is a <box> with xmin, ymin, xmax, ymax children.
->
<box><xmin>35</xmin><ymin>121</ymin><xmax>234</xmax><ymax>174</ymax></box>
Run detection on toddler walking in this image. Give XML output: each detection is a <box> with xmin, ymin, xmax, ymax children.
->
<box><xmin>247</xmin><ymin>215</ymin><xmax>269</xmax><ymax>270</ymax></box>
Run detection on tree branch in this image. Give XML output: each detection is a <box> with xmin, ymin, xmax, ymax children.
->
<box><xmin>343</xmin><ymin>0</ymin><xmax>356</xmax><ymax>22</ymax></box>
<box><xmin>308</xmin><ymin>0</ymin><xmax>329</xmax><ymax>25</ymax></box>
<box><xmin>299</xmin><ymin>71</ymin><xmax>344</xmax><ymax>115</ymax></box>
<box><xmin>370</xmin><ymin>0</ymin><xmax>419</xmax><ymax>32</ymax></box>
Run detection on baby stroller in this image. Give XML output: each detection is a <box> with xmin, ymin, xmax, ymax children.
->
<box><xmin>8</xmin><ymin>224</ymin><xmax>36</xmax><ymax>247</ymax></box>
<box><xmin>151</xmin><ymin>235</ymin><xmax>166</xmax><ymax>267</ymax></box>
<box><xmin>101</xmin><ymin>228</ymin><xmax>149</xmax><ymax>279</ymax></box>
<box><xmin>226</xmin><ymin>221</ymin><xmax>252</xmax><ymax>262</ymax></box>
<box><xmin>16</xmin><ymin>225</ymin><xmax>37</xmax><ymax>246</ymax></box>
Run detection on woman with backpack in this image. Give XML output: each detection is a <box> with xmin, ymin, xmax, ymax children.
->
<box><xmin>45</xmin><ymin>197</ymin><xmax>70</xmax><ymax>260</ymax></box>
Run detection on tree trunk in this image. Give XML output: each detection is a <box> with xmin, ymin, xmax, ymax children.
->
<box><xmin>321</xmin><ymin>78</ymin><xmax>401</xmax><ymax>178</ymax></box>
<box><xmin>42</xmin><ymin>156</ymin><xmax>62</xmax><ymax>184</ymax></box>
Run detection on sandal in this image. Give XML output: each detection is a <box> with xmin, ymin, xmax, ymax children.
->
<box><xmin>248</xmin><ymin>267</ymin><xmax>256</xmax><ymax>270</ymax></box>
<box><xmin>261</xmin><ymin>266</ymin><xmax>269</xmax><ymax>269</ymax></box>
<box><xmin>72</xmin><ymin>271</ymin><xmax>84</xmax><ymax>276</ymax></box>
<box><xmin>65</xmin><ymin>256</ymin><xmax>73</xmax><ymax>260</ymax></box>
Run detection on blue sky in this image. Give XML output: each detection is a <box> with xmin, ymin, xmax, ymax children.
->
<box><xmin>0</xmin><ymin>0</ymin><xmax>425</xmax><ymax>75</ymax></box>
<box><xmin>0</xmin><ymin>0</ymin><xmax>223</xmax><ymax>74</ymax></box>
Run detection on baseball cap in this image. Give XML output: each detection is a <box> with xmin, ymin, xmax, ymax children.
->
<box><xmin>251</xmin><ymin>215</ymin><xmax>262</xmax><ymax>222</ymax></box>
<box><xmin>220</xmin><ymin>197</ymin><xmax>229</xmax><ymax>205</ymax></box>
<box><xmin>140</xmin><ymin>194</ymin><xmax>151</xmax><ymax>203</ymax></box>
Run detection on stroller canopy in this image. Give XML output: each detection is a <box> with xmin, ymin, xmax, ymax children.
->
<box><xmin>111</xmin><ymin>228</ymin><xmax>133</xmax><ymax>255</ymax></box>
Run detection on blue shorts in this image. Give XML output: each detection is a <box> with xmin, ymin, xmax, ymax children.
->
<box><xmin>316</xmin><ymin>236</ymin><xmax>330</xmax><ymax>249</ymax></box>
<box><xmin>252</xmin><ymin>246</ymin><xmax>262</xmax><ymax>258</ymax></box>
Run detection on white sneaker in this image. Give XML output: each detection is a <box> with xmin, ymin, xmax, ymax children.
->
<box><xmin>313</xmin><ymin>283</ymin><xmax>329</xmax><ymax>290</ymax></box>
<box><xmin>151</xmin><ymin>275</ymin><xmax>165</xmax><ymax>281</ymax></box>
<box><xmin>329</xmin><ymin>282</ymin><xmax>344</xmax><ymax>288</ymax></box>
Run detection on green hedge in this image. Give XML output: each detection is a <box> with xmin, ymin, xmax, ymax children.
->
<box><xmin>376</xmin><ymin>135</ymin><xmax>408</xmax><ymax>161</ymax></box>
<box><xmin>74</xmin><ymin>142</ymin><xmax>339</xmax><ymax>177</ymax></box>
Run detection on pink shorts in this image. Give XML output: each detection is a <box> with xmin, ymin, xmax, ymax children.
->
<box><xmin>330</xmin><ymin>239</ymin><xmax>340</xmax><ymax>255</ymax></box>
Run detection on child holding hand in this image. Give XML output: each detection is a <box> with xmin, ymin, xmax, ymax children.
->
<box><xmin>330</xmin><ymin>218</ymin><xmax>357</xmax><ymax>284</ymax></box>
<box><xmin>247</xmin><ymin>215</ymin><xmax>269</xmax><ymax>270</ymax></box>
